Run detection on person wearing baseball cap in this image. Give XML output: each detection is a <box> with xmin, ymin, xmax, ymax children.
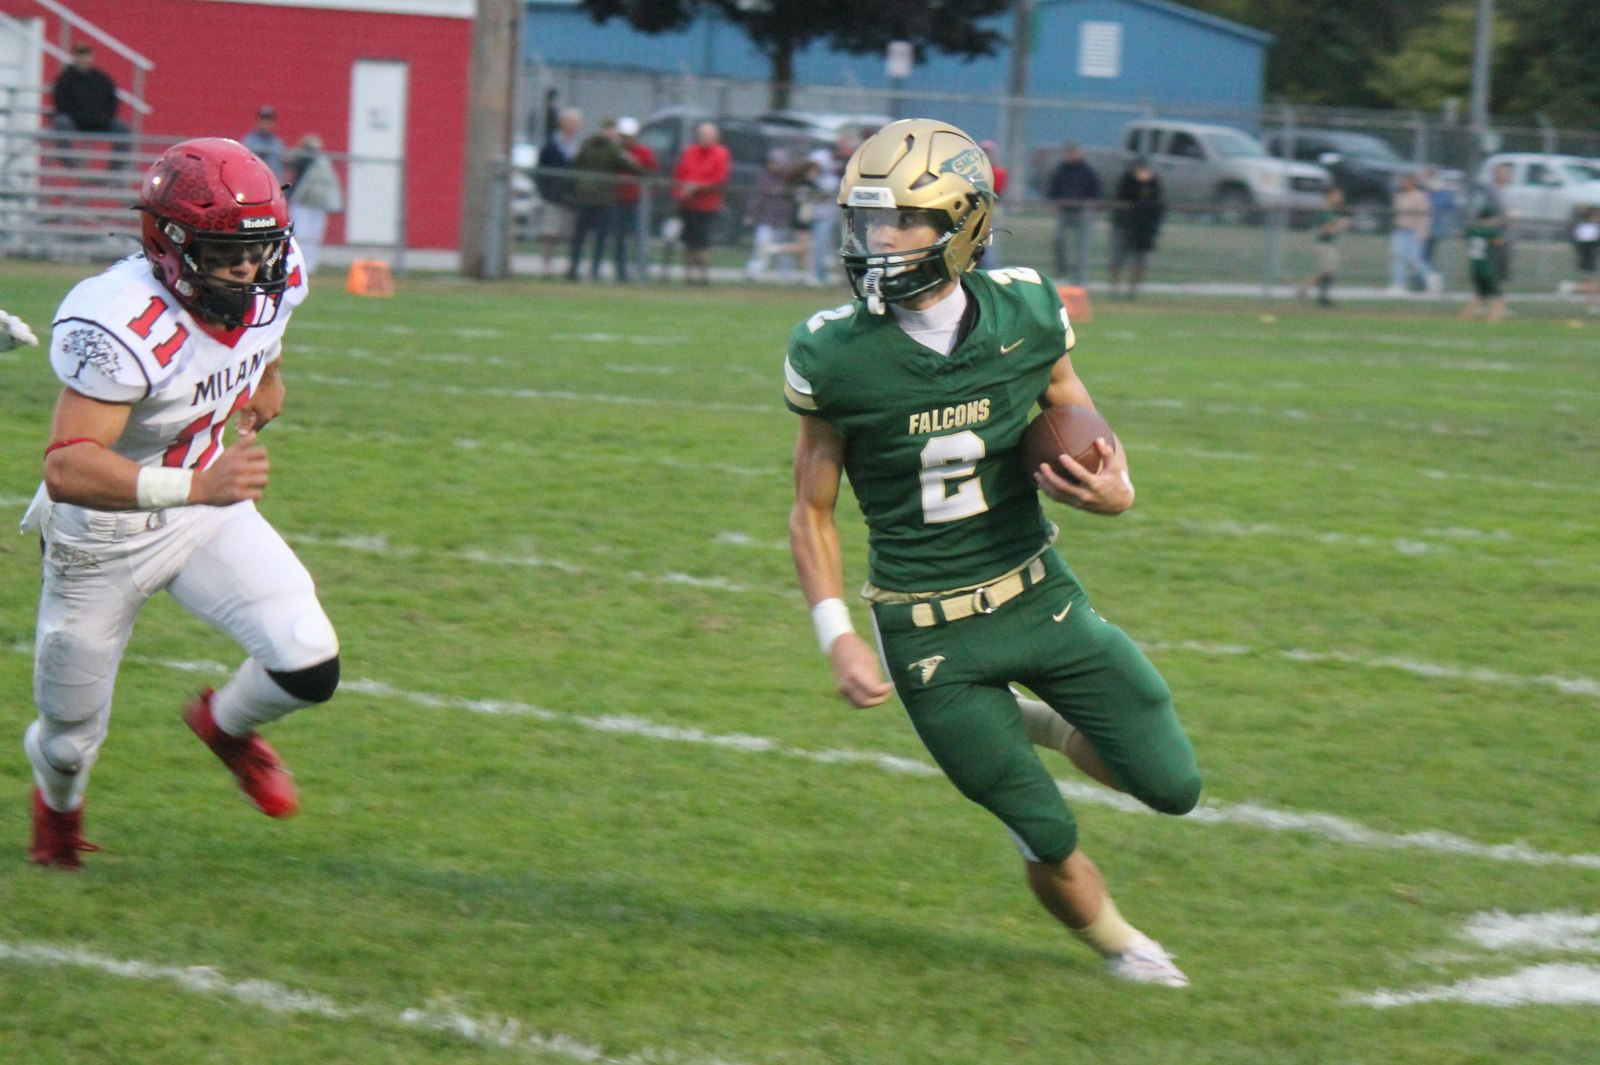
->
<box><xmin>614</xmin><ymin>117</ymin><xmax>656</xmax><ymax>281</ymax></box>
<box><xmin>242</xmin><ymin>105</ymin><xmax>285</xmax><ymax>177</ymax></box>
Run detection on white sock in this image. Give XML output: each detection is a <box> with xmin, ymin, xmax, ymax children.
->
<box><xmin>212</xmin><ymin>658</ymin><xmax>312</xmax><ymax>737</ymax></box>
<box><xmin>1015</xmin><ymin>693</ymin><xmax>1074</xmax><ymax>754</ymax></box>
<box><xmin>1070</xmin><ymin>895</ymin><xmax>1140</xmax><ymax>958</ymax></box>
<box><xmin>25</xmin><ymin>720</ymin><xmax>88</xmax><ymax>812</ymax></box>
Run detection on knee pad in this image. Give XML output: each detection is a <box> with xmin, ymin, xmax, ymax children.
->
<box><xmin>267</xmin><ymin>655</ymin><xmax>340</xmax><ymax>704</ymax></box>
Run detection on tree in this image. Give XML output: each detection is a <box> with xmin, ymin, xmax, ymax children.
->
<box><xmin>577</xmin><ymin>0</ymin><xmax>1010</xmax><ymax>110</ymax></box>
<box><xmin>1364</xmin><ymin>1</ymin><xmax>1513</xmax><ymax>114</ymax></box>
<box><xmin>1495</xmin><ymin>0</ymin><xmax>1600</xmax><ymax>127</ymax></box>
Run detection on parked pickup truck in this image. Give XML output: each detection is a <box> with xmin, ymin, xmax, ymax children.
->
<box><xmin>1084</xmin><ymin>119</ymin><xmax>1331</xmax><ymax>224</ymax></box>
<box><xmin>1476</xmin><ymin>153</ymin><xmax>1600</xmax><ymax>234</ymax></box>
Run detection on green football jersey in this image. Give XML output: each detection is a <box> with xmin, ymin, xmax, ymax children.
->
<box><xmin>784</xmin><ymin>267</ymin><xmax>1071</xmax><ymax>592</ymax></box>
<box><xmin>1466</xmin><ymin>222</ymin><xmax>1499</xmax><ymax>263</ymax></box>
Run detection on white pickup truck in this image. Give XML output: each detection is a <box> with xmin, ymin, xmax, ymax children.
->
<box><xmin>1476</xmin><ymin>153</ymin><xmax>1600</xmax><ymax>234</ymax></box>
<box><xmin>1084</xmin><ymin>119</ymin><xmax>1332</xmax><ymax>223</ymax></box>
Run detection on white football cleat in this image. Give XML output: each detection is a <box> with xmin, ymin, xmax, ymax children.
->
<box><xmin>1105</xmin><ymin>933</ymin><xmax>1190</xmax><ymax>988</ymax></box>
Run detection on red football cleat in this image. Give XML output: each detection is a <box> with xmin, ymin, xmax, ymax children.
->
<box><xmin>29</xmin><ymin>788</ymin><xmax>99</xmax><ymax>870</ymax></box>
<box><xmin>184</xmin><ymin>689</ymin><xmax>299</xmax><ymax>818</ymax></box>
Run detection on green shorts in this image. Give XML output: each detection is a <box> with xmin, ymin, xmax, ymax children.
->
<box><xmin>1470</xmin><ymin>260</ymin><xmax>1501</xmax><ymax>298</ymax></box>
<box><xmin>871</xmin><ymin>550</ymin><xmax>1201</xmax><ymax>864</ymax></box>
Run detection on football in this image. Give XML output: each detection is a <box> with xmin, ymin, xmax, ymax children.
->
<box><xmin>1019</xmin><ymin>403</ymin><xmax>1116</xmax><ymax>483</ymax></box>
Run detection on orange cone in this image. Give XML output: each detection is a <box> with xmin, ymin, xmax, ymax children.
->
<box><xmin>1057</xmin><ymin>285</ymin><xmax>1093</xmax><ymax>323</ymax></box>
<box><xmin>346</xmin><ymin>259</ymin><xmax>395</xmax><ymax>297</ymax></box>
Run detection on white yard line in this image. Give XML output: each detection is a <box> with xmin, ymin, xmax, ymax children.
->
<box><xmin>29</xmin><ymin>648</ymin><xmax>1591</xmax><ymax>873</ymax></box>
<box><xmin>0</xmin><ymin>941</ymin><xmax>741</xmax><ymax>1064</ymax></box>
<box><xmin>1354</xmin><ymin>964</ymin><xmax>1600</xmax><ymax>1008</ymax></box>
<box><xmin>1350</xmin><ymin>911</ymin><xmax>1600</xmax><ymax>1009</ymax></box>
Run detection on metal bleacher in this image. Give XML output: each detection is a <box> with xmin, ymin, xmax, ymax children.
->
<box><xmin>1</xmin><ymin>0</ymin><xmax>152</xmax><ymax>260</ymax></box>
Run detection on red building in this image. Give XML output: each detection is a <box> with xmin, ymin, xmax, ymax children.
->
<box><xmin>0</xmin><ymin>0</ymin><xmax>474</xmax><ymax>250</ymax></box>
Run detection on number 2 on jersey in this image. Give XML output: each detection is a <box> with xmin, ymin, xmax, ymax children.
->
<box><xmin>920</xmin><ymin>430</ymin><xmax>989</xmax><ymax>523</ymax></box>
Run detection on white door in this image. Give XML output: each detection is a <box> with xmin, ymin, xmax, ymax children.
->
<box><xmin>346</xmin><ymin>59</ymin><xmax>409</xmax><ymax>245</ymax></box>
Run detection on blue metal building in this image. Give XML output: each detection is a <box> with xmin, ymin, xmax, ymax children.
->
<box><xmin>526</xmin><ymin>0</ymin><xmax>1271</xmax><ymax>149</ymax></box>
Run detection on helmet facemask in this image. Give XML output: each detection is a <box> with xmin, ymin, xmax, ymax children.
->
<box><xmin>184</xmin><ymin>228</ymin><xmax>292</xmax><ymax>328</ymax></box>
<box><xmin>842</xmin><ymin>203</ymin><xmax>970</xmax><ymax>314</ymax></box>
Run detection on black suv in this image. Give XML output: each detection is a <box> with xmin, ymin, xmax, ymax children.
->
<box><xmin>1264</xmin><ymin>129</ymin><xmax>1423</xmax><ymax>233</ymax></box>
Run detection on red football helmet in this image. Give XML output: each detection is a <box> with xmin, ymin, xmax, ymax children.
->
<box><xmin>137</xmin><ymin>137</ymin><xmax>293</xmax><ymax>328</ymax></box>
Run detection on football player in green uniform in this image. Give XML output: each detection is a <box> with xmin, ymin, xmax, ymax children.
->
<box><xmin>786</xmin><ymin>119</ymin><xmax>1202</xmax><ymax>987</ymax></box>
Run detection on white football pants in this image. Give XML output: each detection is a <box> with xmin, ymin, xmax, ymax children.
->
<box><xmin>27</xmin><ymin>498</ymin><xmax>337</xmax><ymax>795</ymax></box>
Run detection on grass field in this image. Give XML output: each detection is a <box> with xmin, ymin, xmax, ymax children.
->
<box><xmin>0</xmin><ymin>261</ymin><xmax>1597</xmax><ymax>1064</ymax></box>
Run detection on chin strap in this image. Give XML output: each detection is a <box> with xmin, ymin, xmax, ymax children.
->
<box><xmin>861</xmin><ymin>269</ymin><xmax>886</xmax><ymax>315</ymax></box>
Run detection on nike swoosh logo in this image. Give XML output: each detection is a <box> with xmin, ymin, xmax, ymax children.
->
<box><xmin>1052</xmin><ymin>603</ymin><xmax>1072</xmax><ymax>623</ymax></box>
<box><xmin>1000</xmin><ymin>339</ymin><xmax>1024</xmax><ymax>354</ymax></box>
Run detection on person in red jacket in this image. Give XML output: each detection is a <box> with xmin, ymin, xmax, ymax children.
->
<box><xmin>671</xmin><ymin>122</ymin><xmax>732</xmax><ymax>284</ymax></box>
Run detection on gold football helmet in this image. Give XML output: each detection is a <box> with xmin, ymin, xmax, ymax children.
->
<box><xmin>837</xmin><ymin>118</ymin><xmax>995</xmax><ymax>312</ymax></box>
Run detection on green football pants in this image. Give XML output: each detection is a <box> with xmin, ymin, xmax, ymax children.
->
<box><xmin>871</xmin><ymin>550</ymin><xmax>1201</xmax><ymax>864</ymax></box>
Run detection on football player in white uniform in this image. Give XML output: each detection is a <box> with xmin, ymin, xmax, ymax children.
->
<box><xmin>23</xmin><ymin>138</ymin><xmax>340</xmax><ymax>869</ymax></box>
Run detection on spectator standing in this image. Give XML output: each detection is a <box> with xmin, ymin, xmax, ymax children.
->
<box><xmin>1459</xmin><ymin>205</ymin><xmax>1507</xmax><ymax>322</ymax></box>
<box><xmin>1572</xmin><ymin>206</ymin><xmax>1600</xmax><ymax>316</ymax></box>
<box><xmin>744</xmin><ymin>149</ymin><xmax>799</xmax><ymax>283</ymax></box>
<box><xmin>50</xmin><ymin>43</ymin><xmax>131</xmax><ymax>171</ymax></box>
<box><xmin>568</xmin><ymin>119</ymin><xmax>641</xmax><ymax>282</ymax></box>
<box><xmin>1421</xmin><ymin>167</ymin><xmax>1458</xmax><ymax>283</ymax></box>
<box><xmin>284</xmin><ymin>134</ymin><xmax>343</xmax><ymax>275</ymax></box>
<box><xmin>613</xmin><ymin>117</ymin><xmax>657</xmax><ymax>283</ymax></box>
<box><xmin>671</xmin><ymin>122</ymin><xmax>731</xmax><ymax>285</ymax></box>
<box><xmin>536</xmin><ymin>108</ymin><xmax>583</xmax><ymax>278</ymax></box>
<box><xmin>788</xmin><ymin>158</ymin><xmax>826</xmax><ymax>282</ymax></box>
<box><xmin>241</xmin><ymin>106</ymin><xmax>286</xmax><ymax>179</ymax></box>
<box><xmin>807</xmin><ymin>132</ymin><xmax>856</xmax><ymax>287</ymax></box>
<box><xmin>1108</xmin><ymin>160</ymin><xmax>1164</xmax><ymax>299</ymax></box>
<box><xmin>1295</xmin><ymin>186</ymin><xmax>1350</xmax><ymax>307</ymax></box>
<box><xmin>1388</xmin><ymin>173</ymin><xmax>1437</xmax><ymax>295</ymax></box>
<box><xmin>1047</xmin><ymin>142</ymin><xmax>1102</xmax><ymax>285</ymax></box>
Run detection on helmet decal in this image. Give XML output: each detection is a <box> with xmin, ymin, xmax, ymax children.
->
<box><xmin>938</xmin><ymin>148</ymin><xmax>993</xmax><ymax>196</ymax></box>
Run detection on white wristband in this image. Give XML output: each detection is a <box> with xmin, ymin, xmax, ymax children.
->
<box><xmin>135</xmin><ymin>467</ymin><xmax>193</xmax><ymax>510</ymax></box>
<box><xmin>811</xmin><ymin>598</ymin><xmax>855</xmax><ymax>655</ymax></box>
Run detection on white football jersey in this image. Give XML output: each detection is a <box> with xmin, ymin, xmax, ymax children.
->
<box><xmin>49</xmin><ymin>244</ymin><xmax>309</xmax><ymax>470</ymax></box>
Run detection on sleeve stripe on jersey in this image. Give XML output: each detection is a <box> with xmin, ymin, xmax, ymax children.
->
<box><xmin>784</xmin><ymin>382</ymin><xmax>818</xmax><ymax>411</ymax></box>
<box><xmin>783</xmin><ymin>355</ymin><xmax>818</xmax><ymax>410</ymax></box>
<box><xmin>1065</xmin><ymin>324</ymin><xmax>1077</xmax><ymax>352</ymax></box>
<box><xmin>52</xmin><ymin>316</ymin><xmax>154</xmax><ymax>401</ymax></box>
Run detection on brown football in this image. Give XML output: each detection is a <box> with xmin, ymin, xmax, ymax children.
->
<box><xmin>1019</xmin><ymin>404</ymin><xmax>1116</xmax><ymax>483</ymax></box>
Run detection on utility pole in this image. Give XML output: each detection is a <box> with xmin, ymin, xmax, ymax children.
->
<box><xmin>1465</xmin><ymin>0</ymin><xmax>1494</xmax><ymax>202</ymax></box>
<box><xmin>1003</xmin><ymin>0</ymin><xmax>1032</xmax><ymax>199</ymax></box>
<box><xmin>1468</xmin><ymin>0</ymin><xmax>1493</xmax><ymax>137</ymax></box>
<box><xmin>460</xmin><ymin>0</ymin><xmax>524</xmax><ymax>279</ymax></box>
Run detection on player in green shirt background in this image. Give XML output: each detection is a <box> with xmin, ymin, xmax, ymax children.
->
<box><xmin>785</xmin><ymin>119</ymin><xmax>1202</xmax><ymax>987</ymax></box>
<box><xmin>1459</xmin><ymin>205</ymin><xmax>1507</xmax><ymax>323</ymax></box>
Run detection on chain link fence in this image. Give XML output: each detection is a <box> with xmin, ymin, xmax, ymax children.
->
<box><xmin>513</xmin><ymin>68</ymin><xmax>1600</xmax><ymax>298</ymax></box>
